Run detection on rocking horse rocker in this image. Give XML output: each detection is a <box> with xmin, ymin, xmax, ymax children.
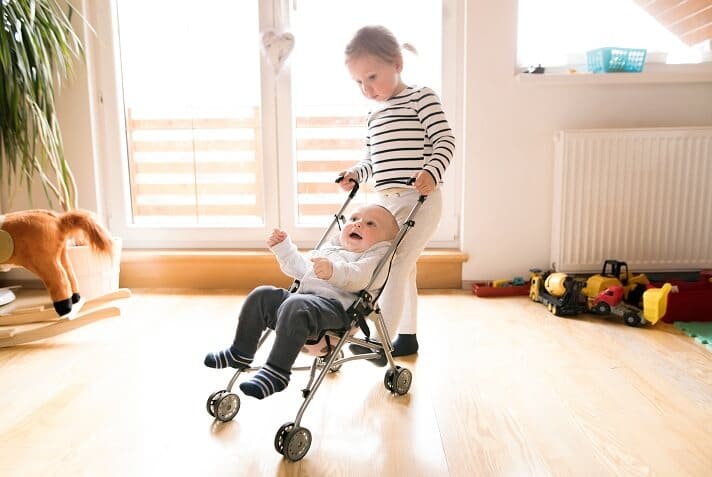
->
<box><xmin>0</xmin><ymin>209</ymin><xmax>131</xmax><ymax>347</ymax></box>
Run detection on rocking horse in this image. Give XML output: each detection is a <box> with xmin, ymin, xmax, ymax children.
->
<box><xmin>0</xmin><ymin>209</ymin><xmax>131</xmax><ymax>347</ymax></box>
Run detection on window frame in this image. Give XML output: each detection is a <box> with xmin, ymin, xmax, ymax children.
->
<box><xmin>90</xmin><ymin>0</ymin><xmax>464</xmax><ymax>249</ymax></box>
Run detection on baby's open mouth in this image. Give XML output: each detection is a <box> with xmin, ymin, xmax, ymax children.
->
<box><xmin>349</xmin><ymin>232</ymin><xmax>362</xmax><ymax>240</ymax></box>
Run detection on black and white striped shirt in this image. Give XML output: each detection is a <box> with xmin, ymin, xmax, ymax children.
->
<box><xmin>352</xmin><ymin>86</ymin><xmax>455</xmax><ymax>190</ymax></box>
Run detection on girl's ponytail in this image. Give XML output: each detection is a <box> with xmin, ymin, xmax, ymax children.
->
<box><xmin>401</xmin><ymin>43</ymin><xmax>418</xmax><ymax>56</ymax></box>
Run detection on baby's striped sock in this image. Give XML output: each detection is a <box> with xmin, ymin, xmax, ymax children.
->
<box><xmin>239</xmin><ymin>363</ymin><xmax>290</xmax><ymax>399</ymax></box>
<box><xmin>204</xmin><ymin>345</ymin><xmax>252</xmax><ymax>369</ymax></box>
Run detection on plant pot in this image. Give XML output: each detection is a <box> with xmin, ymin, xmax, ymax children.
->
<box><xmin>68</xmin><ymin>237</ymin><xmax>123</xmax><ymax>300</ymax></box>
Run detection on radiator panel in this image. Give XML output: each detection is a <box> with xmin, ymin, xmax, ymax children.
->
<box><xmin>551</xmin><ymin>127</ymin><xmax>712</xmax><ymax>273</ymax></box>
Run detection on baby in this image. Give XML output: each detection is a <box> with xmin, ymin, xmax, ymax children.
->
<box><xmin>204</xmin><ymin>204</ymin><xmax>399</xmax><ymax>399</ymax></box>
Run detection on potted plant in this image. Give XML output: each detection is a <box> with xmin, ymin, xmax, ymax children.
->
<box><xmin>0</xmin><ymin>0</ymin><xmax>83</xmax><ymax>211</ymax></box>
<box><xmin>1</xmin><ymin>1</ymin><xmax>121</xmax><ymax>300</ymax></box>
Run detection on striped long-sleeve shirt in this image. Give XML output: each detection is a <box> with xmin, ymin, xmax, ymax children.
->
<box><xmin>351</xmin><ymin>85</ymin><xmax>455</xmax><ymax>190</ymax></box>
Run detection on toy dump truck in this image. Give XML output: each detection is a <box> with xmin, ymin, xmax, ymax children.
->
<box><xmin>591</xmin><ymin>283</ymin><xmax>673</xmax><ymax>326</ymax></box>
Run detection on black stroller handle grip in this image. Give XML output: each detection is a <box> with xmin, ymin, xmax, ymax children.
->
<box><xmin>336</xmin><ymin>175</ymin><xmax>359</xmax><ymax>199</ymax></box>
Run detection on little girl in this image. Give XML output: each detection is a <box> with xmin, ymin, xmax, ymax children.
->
<box><xmin>338</xmin><ymin>25</ymin><xmax>455</xmax><ymax>357</ymax></box>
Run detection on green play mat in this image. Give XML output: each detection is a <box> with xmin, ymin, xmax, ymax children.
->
<box><xmin>674</xmin><ymin>322</ymin><xmax>712</xmax><ymax>352</ymax></box>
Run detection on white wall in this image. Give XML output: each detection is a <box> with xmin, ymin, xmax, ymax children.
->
<box><xmin>53</xmin><ymin>0</ymin><xmax>102</xmax><ymax>217</ymax></box>
<box><xmin>461</xmin><ymin>0</ymin><xmax>712</xmax><ymax>281</ymax></box>
<box><xmin>6</xmin><ymin>0</ymin><xmax>711</xmax><ymax>283</ymax></box>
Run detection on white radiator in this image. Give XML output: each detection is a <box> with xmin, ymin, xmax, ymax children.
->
<box><xmin>551</xmin><ymin>127</ymin><xmax>712</xmax><ymax>273</ymax></box>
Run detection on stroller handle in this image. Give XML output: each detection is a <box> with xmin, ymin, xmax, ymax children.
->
<box><xmin>335</xmin><ymin>175</ymin><xmax>359</xmax><ymax>199</ymax></box>
<box><xmin>311</xmin><ymin>176</ymin><xmax>360</xmax><ymax>250</ymax></box>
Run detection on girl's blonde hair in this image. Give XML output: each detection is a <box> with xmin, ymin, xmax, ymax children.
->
<box><xmin>345</xmin><ymin>25</ymin><xmax>417</xmax><ymax>64</ymax></box>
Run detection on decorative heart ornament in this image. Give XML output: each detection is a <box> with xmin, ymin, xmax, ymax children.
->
<box><xmin>262</xmin><ymin>30</ymin><xmax>295</xmax><ymax>73</ymax></box>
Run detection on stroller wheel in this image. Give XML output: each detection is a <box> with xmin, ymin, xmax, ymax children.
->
<box><xmin>393</xmin><ymin>367</ymin><xmax>412</xmax><ymax>395</ymax></box>
<box><xmin>274</xmin><ymin>422</ymin><xmax>294</xmax><ymax>454</ymax></box>
<box><xmin>283</xmin><ymin>426</ymin><xmax>312</xmax><ymax>461</ymax></box>
<box><xmin>384</xmin><ymin>366</ymin><xmax>412</xmax><ymax>395</ymax></box>
<box><xmin>206</xmin><ymin>390</ymin><xmax>225</xmax><ymax>417</ymax></box>
<box><xmin>215</xmin><ymin>392</ymin><xmax>240</xmax><ymax>422</ymax></box>
<box><xmin>384</xmin><ymin>369</ymin><xmax>396</xmax><ymax>392</ymax></box>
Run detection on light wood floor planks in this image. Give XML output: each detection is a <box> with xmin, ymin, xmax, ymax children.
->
<box><xmin>0</xmin><ymin>289</ymin><xmax>710</xmax><ymax>476</ymax></box>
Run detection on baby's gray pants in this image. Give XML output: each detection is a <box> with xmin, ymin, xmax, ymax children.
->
<box><xmin>231</xmin><ymin>285</ymin><xmax>349</xmax><ymax>371</ymax></box>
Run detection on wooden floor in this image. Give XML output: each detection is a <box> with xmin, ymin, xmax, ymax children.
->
<box><xmin>1</xmin><ymin>290</ymin><xmax>711</xmax><ymax>476</ymax></box>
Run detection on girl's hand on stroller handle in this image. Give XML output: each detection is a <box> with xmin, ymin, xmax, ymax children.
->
<box><xmin>407</xmin><ymin>175</ymin><xmax>430</xmax><ymax>202</ymax></box>
<box><xmin>336</xmin><ymin>173</ymin><xmax>359</xmax><ymax>193</ymax></box>
<box><xmin>310</xmin><ymin>257</ymin><xmax>334</xmax><ymax>279</ymax></box>
<box><xmin>412</xmin><ymin>171</ymin><xmax>435</xmax><ymax>196</ymax></box>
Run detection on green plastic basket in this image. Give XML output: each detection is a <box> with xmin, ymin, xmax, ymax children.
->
<box><xmin>586</xmin><ymin>47</ymin><xmax>647</xmax><ymax>73</ymax></box>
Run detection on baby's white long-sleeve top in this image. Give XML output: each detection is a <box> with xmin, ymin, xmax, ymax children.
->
<box><xmin>270</xmin><ymin>235</ymin><xmax>392</xmax><ymax>309</ymax></box>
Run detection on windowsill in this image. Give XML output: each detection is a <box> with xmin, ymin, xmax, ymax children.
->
<box><xmin>116</xmin><ymin>248</ymin><xmax>469</xmax><ymax>289</ymax></box>
<box><xmin>516</xmin><ymin>63</ymin><xmax>712</xmax><ymax>85</ymax></box>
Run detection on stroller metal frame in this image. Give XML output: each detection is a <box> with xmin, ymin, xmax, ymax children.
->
<box><xmin>206</xmin><ymin>179</ymin><xmax>426</xmax><ymax>461</ymax></box>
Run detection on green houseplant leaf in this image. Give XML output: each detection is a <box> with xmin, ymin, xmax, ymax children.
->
<box><xmin>0</xmin><ymin>0</ymin><xmax>84</xmax><ymax>211</ymax></box>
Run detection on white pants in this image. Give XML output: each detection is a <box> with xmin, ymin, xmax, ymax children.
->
<box><xmin>375</xmin><ymin>188</ymin><xmax>442</xmax><ymax>337</ymax></box>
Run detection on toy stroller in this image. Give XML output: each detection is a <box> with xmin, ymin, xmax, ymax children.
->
<box><xmin>205</xmin><ymin>177</ymin><xmax>427</xmax><ymax>461</ymax></box>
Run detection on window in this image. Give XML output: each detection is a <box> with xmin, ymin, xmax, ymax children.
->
<box><xmin>518</xmin><ymin>0</ymin><xmax>712</xmax><ymax>69</ymax></box>
<box><xmin>117</xmin><ymin>1</ymin><xmax>264</xmax><ymax>227</ymax></box>
<box><xmin>99</xmin><ymin>0</ymin><xmax>461</xmax><ymax>248</ymax></box>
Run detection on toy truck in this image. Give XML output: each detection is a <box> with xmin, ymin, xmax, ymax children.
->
<box><xmin>529</xmin><ymin>270</ymin><xmax>589</xmax><ymax>316</ymax></box>
<box><xmin>590</xmin><ymin>283</ymin><xmax>673</xmax><ymax>327</ymax></box>
<box><xmin>581</xmin><ymin>259</ymin><xmax>649</xmax><ymax>306</ymax></box>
